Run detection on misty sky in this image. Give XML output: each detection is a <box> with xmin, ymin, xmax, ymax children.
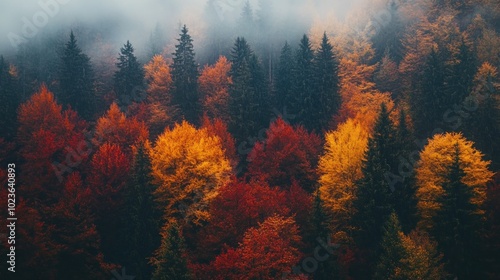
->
<box><xmin>0</xmin><ymin>0</ymin><xmax>367</xmax><ymax>57</ymax></box>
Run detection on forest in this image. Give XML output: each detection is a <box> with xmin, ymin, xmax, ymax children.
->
<box><xmin>0</xmin><ymin>0</ymin><xmax>500</xmax><ymax>279</ymax></box>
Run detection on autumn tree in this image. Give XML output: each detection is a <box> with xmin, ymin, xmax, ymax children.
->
<box><xmin>201</xmin><ymin>115</ymin><xmax>238</xmax><ymax>169</ymax></box>
<box><xmin>59</xmin><ymin>31</ymin><xmax>95</xmax><ymax>119</ymax></box>
<box><xmin>319</xmin><ymin>119</ymin><xmax>369</xmax><ymax>241</ymax></box>
<box><xmin>143</xmin><ymin>54</ymin><xmax>176</xmax><ymax>138</ymax></box>
<box><xmin>93</xmin><ymin>103</ymin><xmax>149</xmax><ymax>155</ymax></box>
<box><xmin>114</xmin><ymin>40</ymin><xmax>144</xmax><ymax>105</ymax></box>
<box><xmin>171</xmin><ymin>25</ymin><xmax>200</xmax><ymax>124</ymax></box>
<box><xmin>151</xmin><ymin>222</ymin><xmax>191</xmax><ymax>280</ymax></box>
<box><xmin>150</xmin><ymin>121</ymin><xmax>232</xmax><ymax>226</ymax></box>
<box><xmin>212</xmin><ymin>215</ymin><xmax>302</xmax><ymax>280</ymax></box>
<box><xmin>199</xmin><ymin>56</ymin><xmax>232</xmax><ymax>122</ymax></box>
<box><xmin>247</xmin><ymin>117</ymin><xmax>322</xmax><ymax>192</ymax></box>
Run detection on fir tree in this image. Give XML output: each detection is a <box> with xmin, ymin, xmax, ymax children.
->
<box><xmin>59</xmin><ymin>31</ymin><xmax>95</xmax><ymax>119</ymax></box>
<box><xmin>313</xmin><ymin>33</ymin><xmax>341</xmax><ymax>132</ymax></box>
<box><xmin>152</xmin><ymin>223</ymin><xmax>191</xmax><ymax>280</ymax></box>
<box><xmin>432</xmin><ymin>144</ymin><xmax>486</xmax><ymax>279</ymax></box>
<box><xmin>373</xmin><ymin>212</ymin><xmax>406</xmax><ymax>280</ymax></box>
<box><xmin>293</xmin><ymin>34</ymin><xmax>316</xmax><ymax>131</ymax></box>
<box><xmin>0</xmin><ymin>56</ymin><xmax>18</xmax><ymax>139</ymax></box>
<box><xmin>275</xmin><ymin>41</ymin><xmax>295</xmax><ymax>111</ymax></box>
<box><xmin>114</xmin><ymin>40</ymin><xmax>144</xmax><ymax>106</ymax></box>
<box><xmin>171</xmin><ymin>25</ymin><xmax>200</xmax><ymax>124</ymax></box>
<box><xmin>122</xmin><ymin>143</ymin><xmax>160</xmax><ymax>280</ymax></box>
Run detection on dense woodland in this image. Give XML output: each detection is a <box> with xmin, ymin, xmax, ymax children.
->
<box><xmin>1</xmin><ymin>0</ymin><xmax>500</xmax><ymax>279</ymax></box>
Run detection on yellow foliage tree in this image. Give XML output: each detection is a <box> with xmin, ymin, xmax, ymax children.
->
<box><xmin>150</xmin><ymin>121</ymin><xmax>232</xmax><ymax>226</ymax></box>
<box><xmin>319</xmin><ymin>119</ymin><xmax>369</xmax><ymax>241</ymax></box>
<box><xmin>198</xmin><ymin>56</ymin><xmax>232</xmax><ymax>122</ymax></box>
<box><xmin>415</xmin><ymin>133</ymin><xmax>494</xmax><ymax>229</ymax></box>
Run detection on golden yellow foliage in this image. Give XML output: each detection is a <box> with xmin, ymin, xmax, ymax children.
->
<box><xmin>144</xmin><ymin>54</ymin><xmax>172</xmax><ymax>104</ymax></box>
<box><xmin>319</xmin><ymin>119</ymin><xmax>369</xmax><ymax>240</ymax></box>
<box><xmin>150</xmin><ymin>121</ymin><xmax>232</xmax><ymax>225</ymax></box>
<box><xmin>198</xmin><ymin>56</ymin><xmax>232</xmax><ymax>122</ymax></box>
<box><xmin>415</xmin><ymin>133</ymin><xmax>494</xmax><ymax>229</ymax></box>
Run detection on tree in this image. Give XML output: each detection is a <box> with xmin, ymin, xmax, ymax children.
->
<box><xmin>0</xmin><ymin>56</ymin><xmax>18</xmax><ymax>139</ymax></box>
<box><xmin>212</xmin><ymin>215</ymin><xmax>302</xmax><ymax>280</ymax></box>
<box><xmin>114</xmin><ymin>40</ymin><xmax>144</xmax><ymax>105</ymax></box>
<box><xmin>150</xmin><ymin>121</ymin><xmax>232</xmax><ymax>226</ymax></box>
<box><xmin>198</xmin><ymin>56</ymin><xmax>232</xmax><ymax>122</ymax></box>
<box><xmin>432</xmin><ymin>144</ymin><xmax>487</xmax><ymax>279</ymax></box>
<box><xmin>275</xmin><ymin>42</ymin><xmax>295</xmax><ymax>112</ymax></box>
<box><xmin>144</xmin><ymin>54</ymin><xmax>176</xmax><ymax>138</ymax></box>
<box><xmin>201</xmin><ymin>115</ymin><xmax>238</xmax><ymax>169</ymax></box>
<box><xmin>93</xmin><ymin>103</ymin><xmax>149</xmax><ymax>155</ymax></box>
<box><xmin>319</xmin><ymin>119</ymin><xmax>369</xmax><ymax>241</ymax></box>
<box><xmin>313</xmin><ymin>33</ymin><xmax>341</xmax><ymax>132</ymax></box>
<box><xmin>122</xmin><ymin>143</ymin><xmax>161</xmax><ymax>280</ymax></box>
<box><xmin>415</xmin><ymin>133</ymin><xmax>493</xmax><ymax>230</ymax></box>
<box><xmin>373</xmin><ymin>213</ymin><xmax>406</xmax><ymax>280</ymax></box>
<box><xmin>59</xmin><ymin>31</ymin><xmax>95</xmax><ymax>119</ymax></box>
<box><xmin>171</xmin><ymin>25</ymin><xmax>200</xmax><ymax>124</ymax></box>
<box><xmin>293</xmin><ymin>34</ymin><xmax>316</xmax><ymax>131</ymax></box>
<box><xmin>151</xmin><ymin>222</ymin><xmax>191</xmax><ymax>280</ymax></box>
<box><xmin>247</xmin><ymin>117</ymin><xmax>322</xmax><ymax>192</ymax></box>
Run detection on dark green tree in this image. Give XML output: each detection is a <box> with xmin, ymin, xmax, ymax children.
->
<box><xmin>152</xmin><ymin>223</ymin><xmax>191</xmax><ymax>280</ymax></box>
<box><xmin>293</xmin><ymin>34</ymin><xmax>316</xmax><ymax>131</ymax></box>
<box><xmin>59</xmin><ymin>31</ymin><xmax>95</xmax><ymax>119</ymax></box>
<box><xmin>447</xmin><ymin>40</ymin><xmax>476</xmax><ymax>105</ymax></box>
<box><xmin>0</xmin><ymin>56</ymin><xmax>18</xmax><ymax>139</ymax></box>
<box><xmin>371</xmin><ymin>1</ymin><xmax>405</xmax><ymax>63</ymax></box>
<box><xmin>313</xmin><ymin>33</ymin><xmax>341</xmax><ymax>132</ymax></box>
<box><xmin>114</xmin><ymin>40</ymin><xmax>144</xmax><ymax>106</ymax></box>
<box><xmin>373</xmin><ymin>212</ymin><xmax>406</xmax><ymax>280</ymax></box>
<box><xmin>275</xmin><ymin>41</ymin><xmax>295</xmax><ymax>111</ymax></box>
<box><xmin>432</xmin><ymin>144</ymin><xmax>486</xmax><ymax>279</ymax></box>
<box><xmin>171</xmin><ymin>25</ymin><xmax>200</xmax><ymax>124</ymax></box>
<box><xmin>122</xmin><ymin>143</ymin><xmax>161</xmax><ymax>280</ymax></box>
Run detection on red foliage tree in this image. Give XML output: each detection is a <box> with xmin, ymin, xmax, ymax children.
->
<box><xmin>247</xmin><ymin>117</ymin><xmax>322</xmax><ymax>192</ymax></box>
<box><xmin>201</xmin><ymin>115</ymin><xmax>238</xmax><ymax>169</ymax></box>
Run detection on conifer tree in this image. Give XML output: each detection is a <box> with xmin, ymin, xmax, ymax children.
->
<box><xmin>314</xmin><ymin>33</ymin><xmax>341</xmax><ymax>132</ymax></box>
<box><xmin>59</xmin><ymin>31</ymin><xmax>95</xmax><ymax>119</ymax></box>
<box><xmin>373</xmin><ymin>212</ymin><xmax>406</xmax><ymax>280</ymax></box>
<box><xmin>293</xmin><ymin>34</ymin><xmax>316</xmax><ymax>130</ymax></box>
<box><xmin>171</xmin><ymin>25</ymin><xmax>200</xmax><ymax>124</ymax></box>
<box><xmin>0</xmin><ymin>56</ymin><xmax>18</xmax><ymax>139</ymax></box>
<box><xmin>152</xmin><ymin>223</ymin><xmax>191</xmax><ymax>280</ymax></box>
<box><xmin>114</xmin><ymin>40</ymin><xmax>144</xmax><ymax>106</ymax></box>
<box><xmin>275</xmin><ymin>42</ymin><xmax>295</xmax><ymax>111</ymax></box>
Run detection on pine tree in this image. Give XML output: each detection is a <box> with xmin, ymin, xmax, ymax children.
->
<box><xmin>373</xmin><ymin>212</ymin><xmax>406</xmax><ymax>280</ymax></box>
<box><xmin>275</xmin><ymin>42</ymin><xmax>295</xmax><ymax>111</ymax></box>
<box><xmin>447</xmin><ymin>40</ymin><xmax>476</xmax><ymax>105</ymax></box>
<box><xmin>352</xmin><ymin>103</ymin><xmax>399</xmax><ymax>279</ymax></box>
<box><xmin>432</xmin><ymin>144</ymin><xmax>486</xmax><ymax>279</ymax></box>
<box><xmin>114</xmin><ymin>40</ymin><xmax>144</xmax><ymax>106</ymax></box>
<box><xmin>122</xmin><ymin>143</ymin><xmax>160</xmax><ymax>280</ymax></box>
<box><xmin>171</xmin><ymin>25</ymin><xmax>200</xmax><ymax>124</ymax></box>
<box><xmin>59</xmin><ymin>31</ymin><xmax>95</xmax><ymax>119</ymax></box>
<box><xmin>152</xmin><ymin>223</ymin><xmax>191</xmax><ymax>280</ymax></box>
<box><xmin>293</xmin><ymin>34</ymin><xmax>316</xmax><ymax>131</ymax></box>
<box><xmin>0</xmin><ymin>56</ymin><xmax>18</xmax><ymax>139</ymax></box>
<box><xmin>314</xmin><ymin>33</ymin><xmax>341</xmax><ymax>132</ymax></box>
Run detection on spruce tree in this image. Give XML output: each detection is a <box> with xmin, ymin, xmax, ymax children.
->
<box><xmin>275</xmin><ymin>42</ymin><xmax>295</xmax><ymax>111</ymax></box>
<box><xmin>59</xmin><ymin>31</ymin><xmax>95</xmax><ymax>119</ymax></box>
<box><xmin>293</xmin><ymin>34</ymin><xmax>316</xmax><ymax>131</ymax></box>
<box><xmin>373</xmin><ymin>212</ymin><xmax>406</xmax><ymax>280</ymax></box>
<box><xmin>122</xmin><ymin>143</ymin><xmax>160</xmax><ymax>280</ymax></box>
<box><xmin>152</xmin><ymin>223</ymin><xmax>191</xmax><ymax>280</ymax></box>
<box><xmin>114</xmin><ymin>40</ymin><xmax>144</xmax><ymax>106</ymax></box>
<box><xmin>313</xmin><ymin>33</ymin><xmax>341</xmax><ymax>132</ymax></box>
<box><xmin>432</xmin><ymin>144</ymin><xmax>485</xmax><ymax>279</ymax></box>
<box><xmin>447</xmin><ymin>40</ymin><xmax>476</xmax><ymax>105</ymax></box>
<box><xmin>0</xmin><ymin>56</ymin><xmax>18</xmax><ymax>139</ymax></box>
<box><xmin>171</xmin><ymin>25</ymin><xmax>200</xmax><ymax>124</ymax></box>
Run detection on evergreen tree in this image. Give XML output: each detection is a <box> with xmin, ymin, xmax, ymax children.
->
<box><xmin>171</xmin><ymin>25</ymin><xmax>200</xmax><ymax>124</ymax></box>
<box><xmin>0</xmin><ymin>56</ymin><xmax>18</xmax><ymax>139</ymax></box>
<box><xmin>293</xmin><ymin>34</ymin><xmax>316</xmax><ymax>131</ymax></box>
<box><xmin>313</xmin><ymin>33</ymin><xmax>341</xmax><ymax>132</ymax></box>
<box><xmin>147</xmin><ymin>23</ymin><xmax>167</xmax><ymax>60</ymax></box>
<box><xmin>122</xmin><ymin>143</ymin><xmax>161</xmax><ymax>280</ymax></box>
<box><xmin>432</xmin><ymin>144</ymin><xmax>485</xmax><ymax>279</ymax></box>
<box><xmin>59</xmin><ymin>31</ymin><xmax>95</xmax><ymax>119</ymax></box>
<box><xmin>114</xmin><ymin>40</ymin><xmax>144</xmax><ymax>106</ymax></box>
<box><xmin>410</xmin><ymin>48</ymin><xmax>447</xmax><ymax>137</ymax></box>
<box><xmin>275</xmin><ymin>42</ymin><xmax>295</xmax><ymax>111</ymax></box>
<box><xmin>373</xmin><ymin>212</ymin><xmax>406</xmax><ymax>280</ymax></box>
<box><xmin>447</xmin><ymin>40</ymin><xmax>476</xmax><ymax>105</ymax></box>
<box><xmin>352</xmin><ymin>103</ymin><xmax>398</xmax><ymax>278</ymax></box>
<box><xmin>152</xmin><ymin>223</ymin><xmax>191</xmax><ymax>280</ymax></box>
<box><xmin>371</xmin><ymin>1</ymin><xmax>405</xmax><ymax>63</ymax></box>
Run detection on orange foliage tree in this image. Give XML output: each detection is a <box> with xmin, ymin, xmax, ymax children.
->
<box><xmin>198</xmin><ymin>56</ymin><xmax>232</xmax><ymax>122</ymax></box>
